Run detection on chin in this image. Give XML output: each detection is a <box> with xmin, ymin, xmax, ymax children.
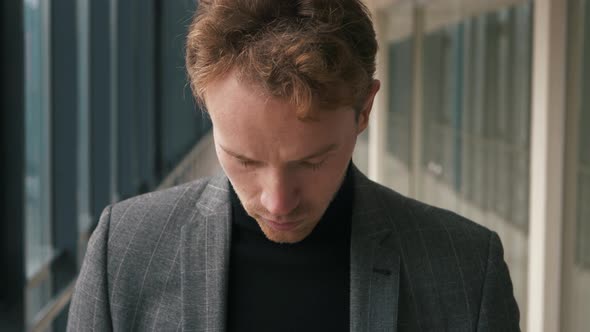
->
<box><xmin>257</xmin><ymin>221</ymin><xmax>315</xmax><ymax>244</ymax></box>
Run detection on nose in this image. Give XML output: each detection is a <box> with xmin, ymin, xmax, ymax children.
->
<box><xmin>260</xmin><ymin>169</ymin><xmax>300</xmax><ymax>217</ymax></box>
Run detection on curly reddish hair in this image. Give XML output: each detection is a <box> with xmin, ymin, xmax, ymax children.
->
<box><xmin>185</xmin><ymin>0</ymin><xmax>377</xmax><ymax>119</ymax></box>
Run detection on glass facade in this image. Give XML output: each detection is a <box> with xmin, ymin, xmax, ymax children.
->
<box><xmin>23</xmin><ymin>1</ymin><xmax>54</xmax><ymax>326</ymax></box>
<box><xmin>385</xmin><ymin>38</ymin><xmax>413</xmax><ymax>194</ymax></box>
<box><xmin>562</xmin><ymin>0</ymin><xmax>590</xmax><ymax>330</ymax></box>
<box><xmin>379</xmin><ymin>1</ymin><xmax>532</xmax><ymax>329</ymax></box>
<box><xmin>1</xmin><ymin>0</ymin><xmax>212</xmax><ymax>330</ymax></box>
<box><xmin>420</xmin><ymin>6</ymin><xmax>532</xmax><ymax>230</ymax></box>
<box><xmin>24</xmin><ymin>0</ymin><xmax>53</xmax><ymax>279</ymax></box>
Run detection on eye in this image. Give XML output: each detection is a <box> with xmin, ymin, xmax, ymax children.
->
<box><xmin>301</xmin><ymin>159</ymin><xmax>326</xmax><ymax>171</ymax></box>
<box><xmin>239</xmin><ymin>159</ymin><xmax>256</xmax><ymax>168</ymax></box>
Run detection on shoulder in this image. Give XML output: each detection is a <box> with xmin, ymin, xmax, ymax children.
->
<box><xmin>103</xmin><ymin>175</ymin><xmax>228</xmax><ymax>245</ymax></box>
<box><xmin>358</xmin><ymin>174</ymin><xmax>494</xmax><ymax>244</ymax></box>
<box><xmin>110</xmin><ymin>178</ymin><xmax>207</xmax><ymax>220</ymax></box>
<box><xmin>358</xmin><ymin>177</ymin><xmax>496</xmax><ymax>269</ymax></box>
<box><xmin>365</xmin><ymin>182</ymin><xmax>520</xmax><ymax>327</ymax></box>
<box><xmin>404</xmin><ymin>193</ymin><xmax>494</xmax><ymax>248</ymax></box>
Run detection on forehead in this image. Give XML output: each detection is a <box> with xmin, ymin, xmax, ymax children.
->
<box><xmin>205</xmin><ymin>72</ymin><xmax>356</xmax><ymax>159</ymax></box>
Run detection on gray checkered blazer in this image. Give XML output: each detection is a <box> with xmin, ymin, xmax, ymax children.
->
<box><xmin>67</xmin><ymin>166</ymin><xmax>520</xmax><ymax>331</ymax></box>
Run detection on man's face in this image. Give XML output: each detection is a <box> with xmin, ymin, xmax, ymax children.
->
<box><xmin>205</xmin><ymin>72</ymin><xmax>378</xmax><ymax>243</ymax></box>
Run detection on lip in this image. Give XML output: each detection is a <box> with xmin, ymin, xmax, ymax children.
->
<box><xmin>261</xmin><ymin>218</ymin><xmax>301</xmax><ymax>231</ymax></box>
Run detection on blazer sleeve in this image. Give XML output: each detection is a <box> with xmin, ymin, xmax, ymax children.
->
<box><xmin>476</xmin><ymin>231</ymin><xmax>521</xmax><ymax>331</ymax></box>
<box><xmin>67</xmin><ymin>206</ymin><xmax>113</xmax><ymax>332</ymax></box>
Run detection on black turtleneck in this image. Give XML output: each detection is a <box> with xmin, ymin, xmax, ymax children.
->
<box><xmin>227</xmin><ymin>164</ymin><xmax>354</xmax><ymax>332</ymax></box>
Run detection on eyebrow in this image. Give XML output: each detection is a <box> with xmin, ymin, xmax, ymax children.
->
<box><xmin>219</xmin><ymin>143</ymin><xmax>338</xmax><ymax>163</ymax></box>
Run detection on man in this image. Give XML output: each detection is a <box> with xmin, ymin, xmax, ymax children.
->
<box><xmin>68</xmin><ymin>0</ymin><xmax>520</xmax><ymax>331</ymax></box>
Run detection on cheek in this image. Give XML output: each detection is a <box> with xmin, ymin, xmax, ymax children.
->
<box><xmin>299</xmin><ymin>168</ymin><xmax>342</xmax><ymax>203</ymax></box>
<box><xmin>308</xmin><ymin>153</ymin><xmax>353</xmax><ymax>201</ymax></box>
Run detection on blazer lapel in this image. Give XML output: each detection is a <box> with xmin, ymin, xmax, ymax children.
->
<box><xmin>350</xmin><ymin>167</ymin><xmax>401</xmax><ymax>332</ymax></box>
<box><xmin>180</xmin><ymin>175</ymin><xmax>232</xmax><ymax>332</ymax></box>
<box><xmin>177</xmin><ymin>168</ymin><xmax>402</xmax><ymax>331</ymax></box>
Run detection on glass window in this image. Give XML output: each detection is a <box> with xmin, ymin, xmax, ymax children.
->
<box><xmin>24</xmin><ymin>0</ymin><xmax>53</xmax><ymax>326</ymax></box>
<box><xmin>381</xmin><ymin>3</ymin><xmax>414</xmax><ymax>195</ymax></box>
<box><xmin>562</xmin><ymin>0</ymin><xmax>590</xmax><ymax>330</ymax></box>
<box><xmin>575</xmin><ymin>1</ymin><xmax>590</xmax><ymax>270</ymax></box>
<box><xmin>353</xmin><ymin>129</ymin><xmax>370</xmax><ymax>174</ymax></box>
<box><xmin>77</xmin><ymin>0</ymin><xmax>92</xmax><ymax>233</ymax></box>
<box><xmin>387</xmin><ymin>39</ymin><xmax>413</xmax><ymax>184</ymax></box>
<box><xmin>158</xmin><ymin>0</ymin><xmax>211</xmax><ymax>176</ymax></box>
<box><xmin>24</xmin><ymin>0</ymin><xmax>54</xmax><ymax>278</ymax></box>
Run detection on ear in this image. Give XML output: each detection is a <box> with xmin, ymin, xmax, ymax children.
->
<box><xmin>357</xmin><ymin>80</ymin><xmax>380</xmax><ymax>134</ymax></box>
